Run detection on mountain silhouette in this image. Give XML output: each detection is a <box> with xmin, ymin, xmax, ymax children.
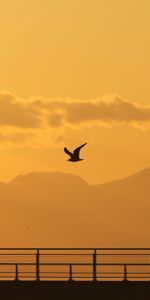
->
<box><xmin>0</xmin><ymin>168</ymin><xmax>150</xmax><ymax>248</ymax></box>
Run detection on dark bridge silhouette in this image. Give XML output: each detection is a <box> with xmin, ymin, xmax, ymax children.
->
<box><xmin>0</xmin><ymin>248</ymin><xmax>150</xmax><ymax>299</ymax></box>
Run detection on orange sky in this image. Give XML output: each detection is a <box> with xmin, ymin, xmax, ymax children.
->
<box><xmin>0</xmin><ymin>0</ymin><xmax>150</xmax><ymax>184</ymax></box>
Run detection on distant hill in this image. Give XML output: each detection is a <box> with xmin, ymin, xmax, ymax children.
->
<box><xmin>0</xmin><ymin>168</ymin><xmax>150</xmax><ymax>248</ymax></box>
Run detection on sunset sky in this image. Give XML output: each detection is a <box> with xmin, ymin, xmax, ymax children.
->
<box><xmin>0</xmin><ymin>0</ymin><xmax>150</xmax><ymax>184</ymax></box>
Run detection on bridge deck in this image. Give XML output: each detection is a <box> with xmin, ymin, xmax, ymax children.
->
<box><xmin>0</xmin><ymin>280</ymin><xmax>150</xmax><ymax>300</ymax></box>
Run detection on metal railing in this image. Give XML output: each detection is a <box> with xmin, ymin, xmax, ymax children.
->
<box><xmin>0</xmin><ymin>248</ymin><xmax>149</xmax><ymax>281</ymax></box>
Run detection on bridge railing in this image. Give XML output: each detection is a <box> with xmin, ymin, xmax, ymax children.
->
<box><xmin>0</xmin><ymin>248</ymin><xmax>149</xmax><ymax>281</ymax></box>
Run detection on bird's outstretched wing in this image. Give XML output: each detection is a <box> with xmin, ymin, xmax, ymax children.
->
<box><xmin>74</xmin><ymin>143</ymin><xmax>87</xmax><ymax>158</ymax></box>
<box><xmin>64</xmin><ymin>147</ymin><xmax>73</xmax><ymax>157</ymax></box>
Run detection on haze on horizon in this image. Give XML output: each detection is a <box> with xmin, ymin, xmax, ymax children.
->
<box><xmin>0</xmin><ymin>0</ymin><xmax>150</xmax><ymax>184</ymax></box>
<box><xmin>0</xmin><ymin>167</ymin><xmax>150</xmax><ymax>247</ymax></box>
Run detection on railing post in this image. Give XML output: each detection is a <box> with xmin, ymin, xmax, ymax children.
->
<box><xmin>69</xmin><ymin>264</ymin><xmax>73</xmax><ymax>281</ymax></box>
<box><xmin>93</xmin><ymin>249</ymin><xmax>97</xmax><ymax>281</ymax></box>
<box><xmin>124</xmin><ymin>264</ymin><xmax>127</xmax><ymax>281</ymax></box>
<box><xmin>36</xmin><ymin>249</ymin><xmax>40</xmax><ymax>281</ymax></box>
<box><xmin>15</xmin><ymin>264</ymin><xmax>19</xmax><ymax>281</ymax></box>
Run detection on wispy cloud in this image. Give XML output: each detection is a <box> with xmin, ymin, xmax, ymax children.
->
<box><xmin>0</xmin><ymin>91</ymin><xmax>150</xmax><ymax>147</ymax></box>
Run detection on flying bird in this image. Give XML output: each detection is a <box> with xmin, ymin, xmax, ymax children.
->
<box><xmin>64</xmin><ymin>143</ymin><xmax>87</xmax><ymax>162</ymax></box>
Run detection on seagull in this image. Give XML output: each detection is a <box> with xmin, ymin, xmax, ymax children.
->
<box><xmin>64</xmin><ymin>143</ymin><xmax>87</xmax><ymax>162</ymax></box>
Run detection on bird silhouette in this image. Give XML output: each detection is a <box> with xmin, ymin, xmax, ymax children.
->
<box><xmin>64</xmin><ymin>143</ymin><xmax>87</xmax><ymax>162</ymax></box>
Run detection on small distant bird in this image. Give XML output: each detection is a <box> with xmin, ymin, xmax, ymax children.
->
<box><xmin>64</xmin><ymin>143</ymin><xmax>87</xmax><ymax>162</ymax></box>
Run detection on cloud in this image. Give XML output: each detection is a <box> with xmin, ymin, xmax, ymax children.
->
<box><xmin>32</xmin><ymin>95</ymin><xmax>150</xmax><ymax>126</ymax></box>
<box><xmin>0</xmin><ymin>91</ymin><xmax>150</xmax><ymax>147</ymax></box>
<box><xmin>1</xmin><ymin>91</ymin><xmax>150</xmax><ymax>128</ymax></box>
<box><xmin>0</xmin><ymin>92</ymin><xmax>41</xmax><ymax>128</ymax></box>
